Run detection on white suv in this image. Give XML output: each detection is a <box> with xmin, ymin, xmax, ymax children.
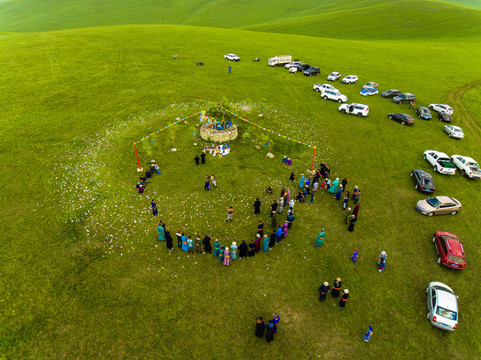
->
<box><xmin>224</xmin><ymin>53</ymin><xmax>240</xmax><ymax>61</ymax></box>
<box><xmin>338</xmin><ymin>103</ymin><xmax>369</xmax><ymax>117</ymax></box>
<box><xmin>342</xmin><ymin>75</ymin><xmax>358</xmax><ymax>84</ymax></box>
<box><xmin>321</xmin><ymin>89</ymin><xmax>347</xmax><ymax>103</ymax></box>
<box><xmin>313</xmin><ymin>83</ymin><xmax>335</xmax><ymax>92</ymax></box>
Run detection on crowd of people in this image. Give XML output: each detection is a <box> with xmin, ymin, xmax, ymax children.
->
<box><xmin>255</xmin><ymin>315</ymin><xmax>280</xmax><ymax>343</ymax></box>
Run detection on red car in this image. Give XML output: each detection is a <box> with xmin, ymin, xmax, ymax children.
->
<box><xmin>433</xmin><ymin>231</ymin><xmax>466</xmax><ymax>269</ymax></box>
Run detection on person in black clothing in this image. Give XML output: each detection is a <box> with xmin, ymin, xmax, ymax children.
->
<box><xmin>341</xmin><ymin>178</ymin><xmax>348</xmax><ymax>191</ymax></box>
<box><xmin>269</xmin><ymin>230</ymin><xmax>276</xmax><ymax>248</ymax></box>
<box><xmin>238</xmin><ymin>240</ymin><xmax>248</xmax><ymax>258</ymax></box>
<box><xmin>248</xmin><ymin>240</ymin><xmax>256</xmax><ymax>257</ymax></box>
<box><xmin>257</xmin><ymin>220</ymin><xmax>264</xmax><ymax>237</ymax></box>
<box><xmin>270</xmin><ymin>201</ymin><xmax>278</xmax><ymax>216</ymax></box>
<box><xmin>202</xmin><ymin>235</ymin><xmax>212</xmax><ymax>254</ymax></box>
<box><xmin>318</xmin><ymin>282</ymin><xmax>329</xmax><ymax>301</ymax></box>
<box><xmin>201</xmin><ymin>151</ymin><xmax>206</xmax><ymax>164</ymax></box>
<box><xmin>253</xmin><ymin>198</ymin><xmax>261</xmax><ymax>214</ymax></box>
<box><xmin>289</xmin><ymin>172</ymin><xmax>295</xmax><ymax>181</ymax></box>
<box><xmin>176</xmin><ymin>230</ymin><xmax>182</xmax><ymax>248</ymax></box>
<box><xmin>145</xmin><ymin>170</ymin><xmax>152</xmax><ymax>179</ymax></box>
<box><xmin>255</xmin><ymin>317</ymin><xmax>265</xmax><ymax>338</ymax></box>
<box><xmin>165</xmin><ymin>231</ymin><xmax>173</xmax><ymax>250</ymax></box>
<box><xmin>339</xmin><ymin>289</ymin><xmax>349</xmax><ymax>308</ymax></box>
<box><xmin>265</xmin><ymin>320</ymin><xmax>275</xmax><ymax>343</ymax></box>
<box><xmin>194</xmin><ymin>155</ymin><xmax>200</xmax><ymax>165</ymax></box>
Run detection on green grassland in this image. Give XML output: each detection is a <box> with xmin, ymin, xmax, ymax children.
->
<box><xmin>1</xmin><ymin>1</ymin><xmax>481</xmax><ymax>359</ymax></box>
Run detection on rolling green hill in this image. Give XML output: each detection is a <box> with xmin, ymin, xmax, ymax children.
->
<box><xmin>0</xmin><ymin>0</ymin><xmax>480</xmax><ymax>40</ymax></box>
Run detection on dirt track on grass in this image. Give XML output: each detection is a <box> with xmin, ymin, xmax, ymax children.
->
<box><xmin>448</xmin><ymin>79</ymin><xmax>481</xmax><ymax>143</ymax></box>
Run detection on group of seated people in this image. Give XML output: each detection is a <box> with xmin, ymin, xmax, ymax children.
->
<box><xmin>281</xmin><ymin>156</ymin><xmax>292</xmax><ymax>165</ymax></box>
<box><xmin>213</xmin><ymin>119</ymin><xmax>233</xmax><ymax>130</ymax></box>
<box><xmin>136</xmin><ymin>160</ymin><xmax>161</xmax><ymax>193</ymax></box>
<box><xmin>204</xmin><ymin>144</ymin><xmax>231</xmax><ymax>156</ymax></box>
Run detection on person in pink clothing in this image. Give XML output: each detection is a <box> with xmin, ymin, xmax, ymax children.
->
<box><xmin>223</xmin><ymin>247</ymin><xmax>230</xmax><ymax>266</ymax></box>
<box><xmin>282</xmin><ymin>222</ymin><xmax>288</xmax><ymax>238</ymax></box>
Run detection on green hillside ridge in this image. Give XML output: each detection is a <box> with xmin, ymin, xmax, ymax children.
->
<box><xmin>0</xmin><ymin>0</ymin><xmax>480</xmax><ymax>40</ymax></box>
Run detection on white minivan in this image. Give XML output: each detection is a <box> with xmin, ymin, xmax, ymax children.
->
<box><xmin>320</xmin><ymin>88</ymin><xmax>347</xmax><ymax>103</ymax></box>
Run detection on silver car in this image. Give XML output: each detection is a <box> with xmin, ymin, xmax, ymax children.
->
<box><xmin>426</xmin><ymin>282</ymin><xmax>458</xmax><ymax>331</ymax></box>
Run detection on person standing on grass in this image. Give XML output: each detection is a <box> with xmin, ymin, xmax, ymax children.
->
<box><xmin>265</xmin><ymin>320</ymin><xmax>275</xmax><ymax>343</ymax></box>
<box><xmin>213</xmin><ymin>239</ymin><xmax>221</xmax><ymax>257</ymax></box>
<box><xmin>289</xmin><ymin>172</ymin><xmax>295</xmax><ymax>182</ymax></box>
<box><xmin>269</xmin><ymin>230</ymin><xmax>276</xmax><ymax>248</ymax></box>
<box><xmin>204</xmin><ymin>175</ymin><xmax>210</xmax><ymax>191</ymax></box>
<box><xmin>277</xmin><ymin>197</ymin><xmax>284</xmax><ymax>214</ymax></box>
<box><xmin>223</xmin><ymin>247</ymin><xmax>230</xmax><ymax>266</ymax></box>
<box><xmin>286</xmin><ymin>211</ymin><xmax>295</xmax><ymax>229</ymax></box>
<box><xmin>195</xmin><ymin>234</ymin><xmax>202</xmax><ymax>254</ymax></box>
<box><xmin>203</xmin><ymin>235</ymin><xmax>212</xmax><ymax>254</ymax></box>
<box><xmin>342</xmin><ymin>192</ymin><xmax>350</xmax><ymax>210</ymax></box>
<box><xmin>351</xmin><ymin>186</ymin><xmax>359</xmax><ymax>200</ymax></box>
<box><xmin>151</xmin><ymin>199</ymin><xmax>158</xmax><ymax>216</ymax></box>
<box><xmin>248</xmin><ymin>240</ymin><xmax>256</xmax><ymax>257</ymax></box>
<box><xmin>194</xmin><ymin>155</ymin><xmax>200</xmax><ymax>165</ymax></box>
<box><xmin>351</xmin><ymin>249</ymin><xmax>359</xmax><ymax>263</ymax></box>
<box><xmin>318</xmin><ymin>281</ymin><xmax>330</xmax><ymax>301</ymax></box>
<box><xmin>276</xmin><ymin>226</ymin><xmax>283</xmax><ymax>243</ymax></box>
<box><xmin>225</xmin><ymin>206</ymin><xmax>234</xmax><ymax>222</ymax></box>
<box><xmin>181</xmin><ymin>233</ymin><xmax>188</xmax><ymax>252</ymax></box>
<box><xmin>335</xmin><ymin>186</ymin><xmax>343</xmax><ymax>200</ymax></box>
<box><xmin>201</xmin><ymin>150</ymin><xmax>206</xmax><ymax>164</ymax></box>
<box><xmin>310</xmin><ymin>187</ymin><xmax>316</xmax><ymax>203</ymax></box>
<box><xmin>263</xmin><ymin>235</ymin><xmax>269</xmax><ymax>252</ymax></box>
<box><xmin>211</xmin><ymin>175</ymin><xmax>217</xmax><ymax>189</ymax></box>
<box><xmin>272</xmin><ymin>314</ymin><xmax>280</xmax><ymax>334</ymax></box>
<box><xmin>255</xmin><ymin>234</ymin><xmax>261</xmax><ymax>253</ymax></box>
<box><xmin>271</xmin><ymin>211</ymin><xmax>277</xmax><ymax>229</ymax></box>
<box><xmin>255</xmin><ymin>317</ymin><xmax>265</xmax><ymax>338</ymax></box>
<box><xmin>270</xmin><ymin>201</ymin><xmax>278</xmax><ymax>215</ymax></box>
<box><xmin>315</xmin><ymin>229</ymin><xmax>326</xmax><ymax>247</ymax></box>
<box><xmin>285</xmin><ymin>188</ymin><xmax>291</xmax><ymax>204</ymax></box>
<box><xmin>230</xmin><ymin>242</ymin><xmax>238</xmax><ymax>260</ymax></box>
<box><xmin>342</xmin><ymin>178</ymin><xmax>348</xmax><ymax>191</ymax></box>
<box><xmin>218</xmin><ymin>246</ymin><xmax>225</xmax><ymax>262</ymax></box>
<box><xmin>282</xmin><ymin>222</ymin><xmax>288</xmax><ymax>239</ymax></box>
<box><xmin>254</xmin><ymin>198</ymin><xmax>261</xmax><ymax>214</ymax></box>
<box><xmin>353</xmin><ymin>203</ymin><xmax>360</xmax><ymax>218</ymax></box>
<box><xmin>329</xmin><ymin>178</ymin><xmax>339</xmax><ymax>194</ymax></box>
<box><xmin>348</xmin><ymin>215</ymin><xmax>357</xmax><ymax>232</ymax></box>
<box><xmin>299</xmin><ymin>173</ymin><xmax>305</xmax><ymax>189</ymax></box>
<box><xmin>378</xmin><ymin>251</ymin><xmax>387</xmax><ymax>272</ymax></box>
<box><xmin>345</xmin><ymin>207</ymin><xmax>353</xmax><ymax>224</ymax></box>
<box><xmin>238</xmin><ymin>240</ymin><xmax>248</xmax><ymax>258</ymax></box>
<box><xmin>176</xmin><ymin>230</ymin><xmax>182</xmax><ymax>248</ymax></box>
<box><xmin>339</xmin><ymin>289</ymin><xmax>349</xmax><ymax>309</ymax></box>
<box><xmin>257</xmin><ymin>220</ymin><xmax>264</xmax><ymax>237</ymax></box>
<box><xmin>354</xmin><ymin>190</ymin><xmax>361</xmax><ymax>205</ymax></box>
<box><xmin>187</xmin><ymin>235</ymin><xmax>194</xmax><ymax>255</ymax></box>
<box><xmin>331</xmin><ymin>278</ymin><xmax>342</xmax><ymax>297</ymax></box>
<box><xmin>157</xmin><ymin>222</ymin><xmax>165</xmax><ymax>241</ymax></box>
<box><xmin>165</xmin><ymin>231</ymin><xmax>173</xmax><ymax>250</ymax></box>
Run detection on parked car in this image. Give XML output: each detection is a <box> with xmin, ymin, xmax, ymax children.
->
<box><xmin>429</xmin><ymin>104</ymin><xmax>453</xmax><ymax>115</ymax></box>
<box><xmin>450</xmin><ymin>155</ymin><xmax>481</xmax><ymax>178</ymax></box>
<box><xmin>338</xmin><ymin>103</ymin><xmax>369</xmax><ymax>117</ymax></box>
<box><xmin>411</xmin><ymin>169</ymin><xmax>436</xmax><ymax>193</ymax></box>
<box><xmin>224</xmin><ymin>53</ymin><xmax>240</xmax><ymax>61</ymax></box>
<box><xmin>363</xmin><ymin>81</ymin><xmax>378</xmax><ymax>89</ymax></box>
<box><xmin>426</xmin><ymin>282</ymin><xmax>459</xmax><ymax>331</ymax></box>
<box><xmin>416</xmin><ymin>107</ymin><xmax>432</xmax><ymax>120</ymax></box>
<box><xmin>443</xmin><ymin>125</ymin><xmax>464</xmax><ymax>139</ymax></box>
<box><xmin>304</xmin><ymin>66</ymin><xmax>320</xmax><ymax>76</ymax></box>
<box><xmin>393</xmin><ymin>93</ymin><xmax>416</xmax><ymax>104</ymax></box>
<box><xmin>313</xmin><ymin>83</ymin><xmax>335</xmax><ymax>92</ymax></box>
<box><xmin>289</xmin><ymin>63</ymin><xmax>309</xmax><ymax>72</ymax></box>
<box><xmin>388</xmin><ymin>113</ymin><xmax>414</xmax><ymax>125</ymax></box>
<box><xmin>327</xmin><ymin>72</ymin><xmax>342</xmax><ymax>81</ymax></box>
<box><xmin>437</xmin><ymin>111</ymin><xmax>453</xmax><ymax>123</ymax></box>
<box><xmin>382</xmin><ymin>89</ymin><xmax>402</xmax><ymax>98</ymax></box>
<box><xmin>416</xmin><ymin>196</ymin><xmax>461</xmax><ymax>216</ymax></box>
<box><xmin>320</xmin><ymin>89</ymin><xmax>347</xmax><ymax>103</ymax></box>
<box><xmin>342</xmin><ymin>75</ymin><xmax>358</xmax><ymax>84</ymax></box>
<box><xmin>284</xmin><ymin>61</ymin><xmax>303</xmax><ymax>68</ymax></box>
<box><xmin>424</xmin><ymin>150</ymin><xmax>456</xmax><ymax>175</ymax></box>
<box><xmin>360</xmin><ymin>87</ymin><xmax>378</xmax><ymax>96</ymax></box>
<box><xmin>433</xmin><ymin>232</ymin><xmax>466</xmax><ymax>270</ymax></box>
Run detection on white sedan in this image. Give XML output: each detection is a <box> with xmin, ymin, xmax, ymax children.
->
<box><xmin>224</xmin><ymin>53</ymin><xmax>240</xmax><ymax>61</ymax></box>
<box><xmin>342</xmin><ymin>75</ymin><xmax>358</xmax><ymax>84</ymax></box>
<box><xmin>429</xmin><ymin>104</ymin><xmax>453</xmax><ymax>115</ymax></box>
<box><xmin>426</xmin><ymin>282</ymin><xmax>458</xmax><ymax>332</ymax></box>
<box><xmin>443</xmin><ymin>125</ymin><xmax>464</xmax><ymax>139</ymax></box>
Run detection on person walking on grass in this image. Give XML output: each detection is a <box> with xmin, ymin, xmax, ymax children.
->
<box><xmin>157</xmin><ymin>222</ymin><xmax>166</xmax><ymax>241</ymax></box>
<box><xmin>348</xmin><ymin>215</ymin><xmax>357</xmax><ymax>232</ymax></box>
<box><xmin>254</xmin><ymin>198</ymin><xmax>261</xmax><ymax>214</ymax></box>
<box><xmin>351</xmin><ymin>249</ymin><xmax>359</xmax><ymax>263</ymax></box>
<box><xmin>354</xmin><ymin>190</ymin><xmax>361</xmax><ymax>205</ymax></box>
<box><xmin>315</xmin><ymin>229</ymin><xmax>326</xmax><ymax>247</ymax></box>
<box><xmin>211</xmin><ymin>175</ymin><xmax>217</xmax><ymax>189</ymax></box>
<box><xmin>318</xmin><ymin>281</ymin><xmax>329</xmax><ymax>301</ymax></box>
<box><xmin>230</xmin><ymin>242</ymin><xmax>238</xmax><ymax>260</ymax></box>
<box><xmin>255</xmin><ymin>317</ymin><xmax>265</xmax><ymax>338</ymax></box>
<box><xmin>218</xmin><ymin>246</ymin><xmax>225</xmax><ymax>263</ymax></box>
<box><xmin>181</xmin><ymin>233</ymin><xmax>188</xmax><ymax>252</ymax></box>
<box><xmin>339</xmin><ymin>289</ymin><xmax>349</xmax><ymax>309</ymax></box>
<box><xmin>151</xmin><ymin>199</ymin><xmax>158</xmax><ymax>216</ymax></box>
<box><xmin>331</xmin><ymin>278</ymin><xmax>342</xmax><ymax>297</ymax></box>
<box><xmin>335</xmin><ymin>186</ymin><xmax>343</xmax><ymax>200</ymax></box>
<box><xmin>225</xmin><ymin>206</ymin><xmax>234</xmax><ymax>222</ymax></box>
<box><xmin>203</xmin><ymin>235</ymin><xmax>212</xmax><ymax>254</ymax></box>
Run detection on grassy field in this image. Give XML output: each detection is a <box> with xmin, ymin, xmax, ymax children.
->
<box><xmin>1</xmin><ymin>1</ymin><xmax>481</xmax><ymax>359</ymax></box>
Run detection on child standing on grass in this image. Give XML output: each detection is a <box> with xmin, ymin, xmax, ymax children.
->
<box><xmin>187</xmin><ymin>236</ymin><xmax>194</xmax><ymax>255</ymax></box>
<box><xmin>211</xmin><ymin>175</ymin><xmax>217</xmax><ymax>189</ymax></box>
<box><xmin>225</xmin><ymin>206</ymin><xmax>234</xmax><ymax>222</ymax></box>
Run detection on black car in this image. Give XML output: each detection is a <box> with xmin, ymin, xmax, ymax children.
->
<box><xmin>415</xmin><ymin>107</ymin><xmax>432</xmax><ymax>120</ymax></box>
<box><xmin>437</xmin><ymin>111</ymin><xmax>453</xmax><ymax>123</ymax></box>
<box><xmin>291</xmin><ymin>63</ymin><xmax>310</xmax><ymax>71</ymax></box>
<box><xmin>388</xmin><ymin>113</ymin><xmax>415</xmax><ymax>125</ymax></box>
<box><xmin>393</xmin><ymin>93</ymin><xmax>416</xmax><ymax>104</ymax></box>
<box><xmin>411</xmin><ymin>169</ymin><xmax>436</xmax><ymax>193</ymax></box>
<box><xmin>303</xmin><ymin>66</ymin><xmax>320</xmax><ymax>76</ymax></box>
<box><xmin>382</xmin><ymin>89</ymin><xmax>402</xmax><ymax>98</ymax></box>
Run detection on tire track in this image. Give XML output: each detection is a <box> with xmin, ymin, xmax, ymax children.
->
<box><xmin>448</xmin><ymin>79</ymin><xmax>481</xmax><ymax>143</ymax></box>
